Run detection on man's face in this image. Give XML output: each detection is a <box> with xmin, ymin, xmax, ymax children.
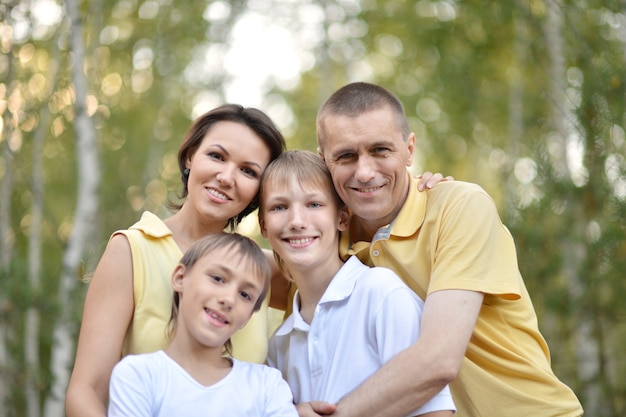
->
<box><xmin>318</xmin><ymin>106</ymin><xmax>415</xmax><ymax>232</ymax></box>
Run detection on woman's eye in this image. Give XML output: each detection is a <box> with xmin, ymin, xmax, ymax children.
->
<box><xmin>241</xmin><ymin>167</ymin><xmax>258</xmax><ymax>177</ymax></box>
<box><xmin>208</xmin><ymin>152</ymin><xmax>224</xmax><ymax>161</ymax></box>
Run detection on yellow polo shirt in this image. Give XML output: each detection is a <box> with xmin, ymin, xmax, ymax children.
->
<box><xmin>117</xmin><ymin>211</ymin><xmax>269</xmax><ymax>363</ymax></box>
<box><xmin>340</xmin><ymin>175</ymin><xmax>582</xmax><ymax>417</ymax></box>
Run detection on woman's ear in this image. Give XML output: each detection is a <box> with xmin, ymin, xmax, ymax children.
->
<box><xmin>337</xmin><ymin>205</ymin><xmax>350</xmax><ymax>232</ymax></box>
<box><xmin>171</xmin><ymin>264</ymin><xmax>186</xmax><ymax>292</ymax></box>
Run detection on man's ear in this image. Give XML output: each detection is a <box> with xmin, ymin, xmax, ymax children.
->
<box><xmin>171</xmin><ymin>264</ymin><xmax>186</xmax><ymax>292</ymax></box>
<box><xmin>406</xmin><ymin>133</ymin><xmax>416</xmax><ymax>166</ymax></box>
<box><xmin>337</xmin><ymin>205</ymin><xmax>350</xmax><ymax>232</ymax></box>
<box><xmin>317</xmin><ymin>146</ymin><xmax>324</xmax><ymax>159</ymax></box>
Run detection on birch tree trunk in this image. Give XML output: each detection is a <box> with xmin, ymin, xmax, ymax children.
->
<box><xmin>0</xmin><ymin>124</ymin><xmax>14</xmax><ymax>417</ymax></box>
<box><xmin>0</xmin><ymin>3</ymin><xmax>16</xmax><ymax>413</ymax></box>
<box><xmin>505</xmin><ymin>8</ymin><xmax>527</xmax><ymax>211</ymax></box>
<box><xmin>43</xmin><ymin>0</ymin><xmax>101</xmax><ymax>414</ymax></box>
<box><xmin>24</xmin><ymin>104</ymin><xmax>54</xmax><ymax>417</ymax></box>
<box><xmin>545</xmin><ymin>0</ymin><xmax>597</xmax><ymax>411</ymax></box>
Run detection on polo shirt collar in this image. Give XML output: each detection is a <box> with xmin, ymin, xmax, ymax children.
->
<box><xmin>130</xmin><ymin>211</ymin><xmax>173</xmax><ymax>239</ymax></box>
<box><xmin>274</xmin><ymin>256</ymin><xmax>361</xmax><ymax>335</ymax></box>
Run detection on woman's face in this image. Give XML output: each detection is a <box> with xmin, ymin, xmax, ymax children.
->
<box><xmin>186</xmin><ymin>121</ymin><xmax>271</xmax><ymax>225</ymax></box>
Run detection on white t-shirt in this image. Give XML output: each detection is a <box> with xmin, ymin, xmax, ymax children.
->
<box><xmin>267</xmin><ymin>256</ymin><xmax>455</xmax><ymax>416</ymax></box>
<box><xmin>108</xmin><ymin>350</ymin><xmax>298</xmax><ymax>417</ymax></box>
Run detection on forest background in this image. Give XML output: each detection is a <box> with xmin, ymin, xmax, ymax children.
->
<box><xmin>1</xmin><ymin>0</ymin><xmax>625</xmax><ymax>416</ymax></box>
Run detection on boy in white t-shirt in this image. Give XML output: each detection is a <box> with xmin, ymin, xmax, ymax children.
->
<box><xmin>258</xmin><ymin>150</ymin><xmax>455</xmax><ymax>416</ymax></box>
<box><xmin>107</xmin><ymin>233</ymin><xmax>298</xmax><ymax>417</ymax></box>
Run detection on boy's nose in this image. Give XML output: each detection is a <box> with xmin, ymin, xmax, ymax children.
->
<box><xmin>288</xmin><ymin>206</ymin><xmax>306</xmax><ymax>229</ymax></box>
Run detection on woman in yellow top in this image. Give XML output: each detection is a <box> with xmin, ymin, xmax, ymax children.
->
<box><xmin>65</xmin><ymin>104</ymin><xmax>286</xmax><ymax>417</ymax></box>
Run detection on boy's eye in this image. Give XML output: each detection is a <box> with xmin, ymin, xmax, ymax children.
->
<box><xmin>239</xmin><ymin>291</ymin><xmax>253</xmax><ymax>301</ymax></box>
<box><xmin>211</xmin><ymin>275</ymin><xmax>224</xmax><ymax>283</ymax></box>
<box><xmin>270</xmin><ymin>204</ymin><xmax>287</xmax><ymax>212</ymax></box>
<box><xmin>308</xmin><ymin>202</ymin><xmax>322</xmax><ymax>208</ymax></box>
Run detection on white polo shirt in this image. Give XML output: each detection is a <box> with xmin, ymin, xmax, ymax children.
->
<box><xmin>267</xmin><ymin>256</ymin><xmax>455</xmax><ymax>416</ymax></box>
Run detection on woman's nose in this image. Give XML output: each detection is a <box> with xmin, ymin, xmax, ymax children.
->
<box><xmin>216</xmin><ymin>166</ymin><xmax>235</xmax><ymax>188</ymax></box>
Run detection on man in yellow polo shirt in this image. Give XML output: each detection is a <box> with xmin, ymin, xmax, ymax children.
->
<box><xmin>298</xmin><ymin>82</ymin><xmax>583</xmax><ymax>417</ymax></box>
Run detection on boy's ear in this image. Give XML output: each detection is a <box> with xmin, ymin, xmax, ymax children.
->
<box><xmin>337</xmin><ymin>205</ymin><xmax>350</xmax><ymax>232</ymax></box>
<box><xmin>259</xmin><ymin>218</ymin><xmax>268</xmax><ymax>238</ymax></box>
<box><xmin>317</xmin><ymin>147</ymin><xmax>324</xmax><ymax>158</ymax></box>
<box><xmin>171</xmin><ymin>264</ymin><xmax>186</xmax><ymax>292</ymax></box>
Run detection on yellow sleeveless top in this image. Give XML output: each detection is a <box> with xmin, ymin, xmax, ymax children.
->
<box><xmin>116</xmin><ymin>211</ymin><xmax>269</xmax><ymax>363</ymax></box>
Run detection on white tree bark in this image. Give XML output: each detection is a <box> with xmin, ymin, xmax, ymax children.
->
<box><xmin>505</xmin><ymin>9</ymin><xmax>527</xmax><ymax>212</ymax></box>
<box><xmin>0</xmin><ymin>4</ymin><xmax>16</xmax><ymax>412</ymax></box>
<box><xmin>24</xmin><ymin>106</ymin><xmax>52</xmax><ymax>417</ymax></box>
<box><xmin>0</xmin><ymin>125</ymin><xmax>14</xmax><ymax>417</ymax></box>
<box><xmin>545</xmin><ymin>0</ymin><xmax>597</xmax><ymax>411</ymax></box>
<box><xmin>43</xmin><ymin>0</ymin><xmax>101</xmax><ymax>414</ymax></box>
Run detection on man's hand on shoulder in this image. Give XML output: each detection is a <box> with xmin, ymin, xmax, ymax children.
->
<box><xmin>416</xmin><ymin>171</ymin><xmax>454</xmax><ymax>191</ymax></box>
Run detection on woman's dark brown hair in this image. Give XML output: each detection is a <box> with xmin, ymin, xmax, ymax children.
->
<box><xmin>173</xmin><ymin>104</ymin><xmax>286</xmax><ymax>230</ymax></box>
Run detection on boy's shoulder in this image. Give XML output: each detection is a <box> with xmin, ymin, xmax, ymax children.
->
<box><xmin>345</xmin><ymin>256</ymin><xmax>404</xmax><ymax>287</ymax></box>
<box><xmin>114</xmin><ymin>350</ymin><xmax>167</xmax><ymax>372</ymax></box>
<box><xmin>231</xmin><ymin>359</ymin><xmax>286</xmax><ymax>383</ymax></box>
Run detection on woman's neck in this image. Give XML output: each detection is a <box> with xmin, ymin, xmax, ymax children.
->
<box><xmin>165</xmin><ymin>207</ymin><xmax>226</xmax><ymax>252</ymax></box>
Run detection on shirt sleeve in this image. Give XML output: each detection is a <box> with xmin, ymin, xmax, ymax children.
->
<box><xmin>108</xmin><ymin>356</ymin><xmax>154</xmax><ymax>417</ymax></box>
<box><xmin>262</xmin><ymin>367</ymin><xmax>299</xmax><ymax>417</ymax></box>
<box><xmin>373</xmin><ymin>274</ymin><xmax>457</xmax><ymax>416</ymax></box>
<box><xmin>429</xmin><ymin>186</ymin><xmax>522</xmax><ymax>299</ymax></box>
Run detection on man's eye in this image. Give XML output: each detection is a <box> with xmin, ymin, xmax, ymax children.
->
<box><xmin>336</xmin><ymin>153</ymin><xmax>355</xmax><ymax>161</ymax></box>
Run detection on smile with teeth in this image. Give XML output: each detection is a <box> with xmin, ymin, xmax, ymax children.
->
<box><xmin>285</xmin><ymin>237</ymin><xmax>315</xmax><ymax>245</ymax></box>
<box><xmin>208</xmin><ymin>188</ymin><xmax>229</xmax><ymax>201</ymax></box>
<box><xmin>205</xmin><ymin>308</ymin><xmax>228</xmax><ymax>324</ymax></box>
<box><xmin>354</xmin><ymin>185</ymin><xmax>383</xmax><ymax>193</ymax></box>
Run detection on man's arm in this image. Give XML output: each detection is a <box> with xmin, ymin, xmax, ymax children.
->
<box><xmin>330</xmin><ymin>289</ymin><xmax>483</xmax><ymax>417</ymax></box>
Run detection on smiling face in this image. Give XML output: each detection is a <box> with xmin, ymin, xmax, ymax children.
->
<box><xmin>318</xmin><ymin>106</ymin><xmax>415</xmax><ymax>237</ymax></box>
<box><xmin>171</xmin><ymin>245</ymin><xmax>265</xmax><ymax>350</ymax></box>
<box><xmin>260</xmin><ymin>176</ymin><xmax>348</xmax><ymax>280</ymax></box>
<box><xmin>185</xmin><ymin>121</ymin><xmax>271</xmax><ymax>227</ymax></box>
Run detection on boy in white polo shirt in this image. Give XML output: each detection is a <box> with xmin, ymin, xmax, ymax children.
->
<box><xmin>258</xmin><ymin>150</ymin><xmax>455</xmax><ymax>417</ymax></box>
